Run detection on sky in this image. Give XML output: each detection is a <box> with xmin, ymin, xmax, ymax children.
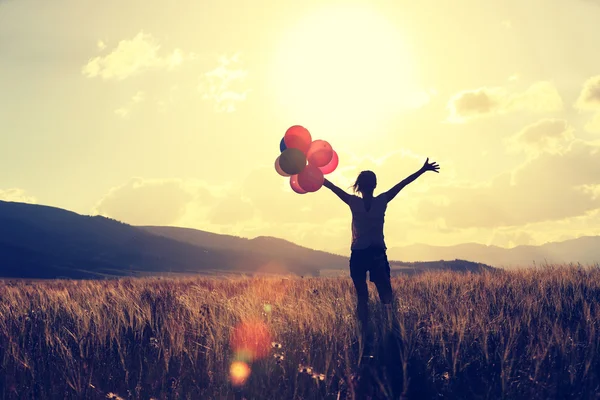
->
<box><xmin>1</xmin><ymin>0</ymin><xmax>600</xmax><ymax>255</ymax></box>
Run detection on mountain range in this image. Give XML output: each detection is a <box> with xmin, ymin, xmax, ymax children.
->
<box><xmin>385</xmin><ymin>237</ymin><xmax>600</xmax><ymax>267</ymax></box>
<box><xmin>0</xmin><ymin>200</ymin><xmax>596</xmax><ymax>279</ymax></box>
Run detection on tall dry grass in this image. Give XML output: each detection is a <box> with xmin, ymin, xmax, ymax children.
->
<box><xmin>0</xmin><ymin>265</ymin><xmax>599</xmax><ymax>399</ymax></box>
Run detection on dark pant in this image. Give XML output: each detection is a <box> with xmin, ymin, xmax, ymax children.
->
<box><xmin>349</xmin><ymin>246</ymin><xmax>394</xmax><ymax>342</ymax></box>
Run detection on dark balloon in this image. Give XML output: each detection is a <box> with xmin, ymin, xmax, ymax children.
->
<box><xmin>280</xmin><ymin>137</ymin><xmax>287</xmax><ymax>152</ymax></box>
<box><xmin>279</xmin><ymin>148</ymin><xmax>307</xmax><ymax>175</ymax></box>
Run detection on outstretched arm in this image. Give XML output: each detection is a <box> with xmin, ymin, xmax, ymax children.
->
<box><xmin>383</xmin><ymin>158</ymin><xmax>440</xmax><ymax>202</ymax></box>
<box><xmin>323</xmin><ymin>178</ymin><xmax>351</xmax><ymax>204</ymax></box>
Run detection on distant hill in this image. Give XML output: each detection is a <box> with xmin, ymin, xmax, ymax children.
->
<box><xmin>0</xmin><ymin>200</ymin><xmax>335</xmax><ymax>278</ymax></box>
<box><xmin>0</xmin><ymin>200</ymin><xmax>499</xmax><ymax>279</ymax></box>
<box><xmin>387</xmin><ymin>237</ymin><xmax>600</xmax><ymax>268</ymax></box>
<box><xmin>141</xmin><ymin>226</ymin><xmax>345</xmax><ymax>270</ymax></box>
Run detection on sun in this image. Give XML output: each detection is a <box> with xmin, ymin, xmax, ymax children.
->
<box><xmin>271</xmin><ymin>4</ymin><xmax>427</xmax><ymax>141</ymax></box>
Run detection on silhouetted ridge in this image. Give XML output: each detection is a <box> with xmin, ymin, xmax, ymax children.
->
<box><xmin>387</xmin><ymin>238</ymin><xmax>600</xmax><ymax>267</ymax></box>
<box><xmin>1</xmin><ymin>200</ymin><xmax>499</xmax><ymax>279</ymax></box>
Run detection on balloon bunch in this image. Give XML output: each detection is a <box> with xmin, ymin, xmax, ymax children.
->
<box><xmin>274</xmin><ymin>125</ymin><xmax>339</xmax><ymax>194</ymax></box>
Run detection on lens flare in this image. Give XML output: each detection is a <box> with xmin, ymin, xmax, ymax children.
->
<box><xmin>230</xmin><ymin>361</ymin><xmax>251</xmax><ymax>386</ymax></box>
<box><xmin>230</xmin><ymin>319</ymin><xmax>272</xmax><ymax>362</ymax></box>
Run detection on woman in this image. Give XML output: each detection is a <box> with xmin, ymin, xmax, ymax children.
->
<box><xmin>323</xmin><ymin>158</ymin><xmax>440</xmax><ymax>352</ymax></box>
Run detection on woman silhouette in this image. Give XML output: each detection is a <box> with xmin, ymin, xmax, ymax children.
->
<box><xmin>323</xmin><ymin>158</ymin><xmax>440</xmax><ymax>353</ymax></box>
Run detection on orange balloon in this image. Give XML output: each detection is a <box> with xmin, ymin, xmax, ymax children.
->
<box><xmin>319</xmin><ymin>150</ymin><xmax>339</xmax><ymax>175</ymax></box>
<box><xmin>290</xmin><ymin>175</ymin><xmax>307</xmax><ymax>194</ymax></box>
<box><xmin>279</xmin><ymin>148</ymin><xmax>306</xmax><ymax>175</ymax></box>
<box><xmin>284</xmin><ymin>125</ymin><xmax>312</xmax><ymax>154</ymax></box>
<box><xmin>274</xmin><ymin>155</ymin><xmax>291</xmax><ymax>177</ymax></box>
<box><xmin>306</xmin><ymin>140</ymin><xmax>333</xmax><ymax>167</ymax></box>
<box><xmin>298</xmin><ymin>163</ymin><xmax>324</xmax><ymax>192</ymax></box>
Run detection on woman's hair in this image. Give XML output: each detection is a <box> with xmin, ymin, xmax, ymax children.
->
<box><xmin>352</xmin><ymin>170</ymin><xmax>377</xmax><ymax>195</ymax></box>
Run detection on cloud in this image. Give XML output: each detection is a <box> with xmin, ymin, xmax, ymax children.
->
<box><xmin>94</xmin><ymin>178</ymin><xmax>198</xmax><ymax>225</ymax></box>
<box><xmin>417</xmin><ymin>139</ymin><xmax>600</xmax><ymax>228</ymax></box>
<box><xmin>448</xmin><ymin>81</ymin><xmax>563</xmax><ymax>122</ymax></box>
<box><xmin>447</xmin><ymin>88</ymin><xmax>503</xmax><ymax>120</ymax></box>
<box><xmin>584</xmin><ymin>112</ymin><xmax>600</xmax><ymax>133</ymax></box>
<box><xmin>115</xmin><ymin>91</ymin><xmax>145</xmax><ymax>119</ymax></box>
<box><xmin>489</xmin><ymin>229</ymin><xmax>533</xmax><ymax>248</ymax></box>
<box><xmin>505</xmin><ymin>119</ymin><xmax>574</xmax><ymax>155</ymax></box>
<box><xmin>82</xmin><ymin>31</ymin><xmax>184</xmax><ymax>80</ymax></box>
<box><xmin>89</xmin><ymin>149</ymin><xmax>430</xmax><ymax>252</ymax></box>
<box><xmin>486</xmin><ymin>207</ymin><xmax>600</xmax><ymax>248</ymax></box>
<box><xmin>0</xmin><ymin>188</ymin><xmax>36</xmax><ymax>204</ymax></box>
<box><xmin>86</xmin><ymin>145</ymin><xmax>599</xmax><ymax>252</ymax></box>
<box><xmin>575</xmin><ymin>75</ymin><xmax>600</xmax><ymax>133</ymax></box>
<box><xmin>575</xmin><ymin>75</ymin><xmax>600</xmax><ymax>111</ymax></box>
<box><xmin>506</xmin><ymin>81</ymin><xmax>563</xmax><ymax>112</ymax></box>
<box><xmin>207</xmin><ymin>195</ymin><xmax>255</xmax><ymax>225</ymax></box>
<box><xmin>199</xmin><ymin>53</ymin><xmax>249</xmax><ymax>113</ymax></box>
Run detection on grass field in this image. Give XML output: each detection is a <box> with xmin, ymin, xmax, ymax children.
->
<box><xmin>1</xmin><ymin>265</ymin><xmax>599</xmax><ymax>399</ymax></box>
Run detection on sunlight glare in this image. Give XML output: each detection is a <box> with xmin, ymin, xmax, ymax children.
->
<box><xmin>271</xmin><ymin>4</ymin><xmax>428</xmax><ymax>141</ymax></box>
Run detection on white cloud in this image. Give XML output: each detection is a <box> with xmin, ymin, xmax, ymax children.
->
<box><xmin>115</xmin><ymin>91</ymin><xmax>146</xmax><ymax>119</ymax></box>
<box><xmin>94</xmin><ymin>178</ymin><xmax>197</xmax><ymax>225</ymax></box>
<box><xmin>505</xmin><ymin>119</ymin><xmax>575</xmax><ymax>155</ymax></box>
<box><xmin>89</xmin><ymin>141</ymin><xmax>599</xmax><ymax>253</ymax></box>
<box><xmin>0</xmin><ymin>188</ymin><xmax>36</xmax><ymax>204</ymax></box>
<box><xmin>487</xmin><ymin>207</ymin><xmax>600</xmax><ymax>248</ymax></box>
<box><xmin>585</xmin><ymin>112</ymin><xmax>600</xmax><ymax>133</ymax></box>
<box><xmin>93</xmin><ymin>177</ymin><xmax>239</xmax><ymax>228</ymax></box>
<box><xmin>448</xmin><ymin>81</ymin><xmax>563</xmax><ymax>122</ymax></box>
<box><xmin>448</xmin><ymin>87</ymin><xmax>503</xmax><ymax>121</ymax></box>
<box><xmin>575</xmin><ymin>75</ymin><xmax>600</xmax><ymax>111</ymax></box>
<box><xmin>575</xmin><ymin>75</ymin><xmax>600</xmax><ymax>133</ymax></box>
<box><xmin>89</xmin><ymin>150</ymin><xmax>430</xmax><ymax>249</ymax></box>
<box><xmin>82</xmin><ymin>31</ymin><xmax>184</xmax><ymax>80</ymax></box>
<box><xmin>417</xmin><ymin>138</ymin><xmax>600</xmax><ymax>228</ymax></box>
<box><xmin>505</xmin><ymin>81</ymin><xmax>563</xmax><ymax>113</ymax></box>
<box><xmin>199</xmin><ymin>53</ymin><xmax>249</xmax><ymax>113</ymax></box>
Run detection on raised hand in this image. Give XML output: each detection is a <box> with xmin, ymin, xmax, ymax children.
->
<box><xmin>421</xmin><ymin>158</ymin><xmax>440</xmax><ymax>173</ymax></box>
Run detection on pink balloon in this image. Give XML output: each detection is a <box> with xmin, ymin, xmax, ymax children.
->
<box><xmin>290</xmin><ymin>175</ymin><xmax>307</xmax><ymax>194</ymax></box>
<box><xmin>274</xmin><ymin>155</ymin><xmax>291</xmax><ymax>177</ymax></box>
<box><xmin>306</xmin><ymin>140</ymin><xmax>333</xmax><ymax>167</ymax></box>
<box><xmin>298</xmin><ymin>163</ymin><xmax>324</xmax><ymax>192</ymax></box>
<box><xmin>284</xmin><ymin>125</ymin><xmax>312</xmax><ymax>154</ymax></box>
<box><xmin>319</xmin><ymin>150</ymin><xmax>339</xmax><ymax>175</ymax></box>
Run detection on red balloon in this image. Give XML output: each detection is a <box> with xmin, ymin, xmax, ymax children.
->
<box><xmin>279</xmin><ymin>148</ymin><xmax>306</xmax><ymax>175</ymax></box>
<box><xmin>298</xmin><ymin>163</ymin><xmax>324</xmax><ymax>192</ymax></box>
<box><xmin>274</xmin><ymin>155</ymin><xmax>291</xmax><ymax>177</ymax></box>
<box><xmin>290</xmin><ymin>175</ymin><xmax>307</xmax><ymax>194</ymax></box>
<box><xmin>319</xmin><ymin>150</ymin><xmax>339</xmax><ymax>175</ymax></box>
<box><xmin>306</xmin><ymin>140</ymin><xmax>333</xmax><ymax>167</ymax></box>
<box><xmin>284</xmin><ymin>125</ymin><xmax>312</xmax><ymax>154</ymax></box>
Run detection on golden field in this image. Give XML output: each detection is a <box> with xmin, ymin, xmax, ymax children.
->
<box><xmin>1</xmin><ymin>265</ymin><xmax>599</xmax><ymax>399</ymax></box>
